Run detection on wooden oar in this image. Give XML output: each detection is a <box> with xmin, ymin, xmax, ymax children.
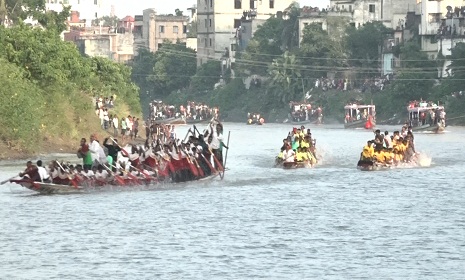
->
<box><xmin>192</xmin><ymin>157</ymin><xmax>204</xmax><ymax>177</ymax></box>
<box><xmin>102</xmin><ymin>163</ymin><xmax>125</xmax><ymax>185</ymax></box>
<box><xmin>56</xmin><ymin>161</ymin><xmax>78</xmax><ymax>188</ymax></box>
<box><xmin>200</xmin><ymin>153</ymin><xmax>217</xmax><ymax>175</ymax></box>
<box><xmin>110</xmin><ymin>137</ymin><xmax>130</xmax><ymax>157</ymax></box>
<box><xmin>110</xmin><ymin>163</ymin><xmax>142</xmax><ymax>185</ymax></box>
<box><xmin>220</xmin><ymin>131</ymin><xmax>231</xmax><ymax>180</ymax></box>
<box><xmin>1</xmin><ymin>175</ymin><xmax>20</xmax><ymax>185</ymax></box>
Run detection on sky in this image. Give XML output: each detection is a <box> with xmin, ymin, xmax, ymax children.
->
<box><xmin>111</xmin><ymin>0</ymin><xmax>330</xmax><ymax>18</ymax></box>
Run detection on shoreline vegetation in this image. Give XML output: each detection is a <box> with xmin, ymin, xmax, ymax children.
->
<box><xmin>2</xmin><ymin>2</ymin><xmax>465</xmax><ymax>160</ymax></box>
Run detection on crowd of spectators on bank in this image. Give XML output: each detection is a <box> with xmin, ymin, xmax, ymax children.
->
<box><xmin>313</xmin><ymin>75</ymin><xmax>392</xmax><ymax>93</ymax></box>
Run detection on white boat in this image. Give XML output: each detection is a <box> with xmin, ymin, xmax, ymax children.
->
<box><xmin>407</xmin><ymin>104</ymin><xmax>446</xmax><ymax>133</ymax></box>
<box><xmin>344</xmin><ymin>104</ymin><xmax>376</xmax><ymax>129</ymax></box>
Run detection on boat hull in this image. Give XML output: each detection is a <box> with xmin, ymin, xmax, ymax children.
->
<box><xmin>344</xmin><ymin>119</ymin><xmax>375</xmax><ymax>129</ymax></box>
<box><xmin>154</xmin><ymin>117</ymin><xmax>186</xmax><ymax>125</ymax></box>
<box><xmin>412</xmin><ymin>123</ymin><xmax>445</xmax><ymax>133</ymax></box>
<box><xmin>275</xmin><ymin>160</ymin><xmax>315</xmax><ymax>169</ymax></box>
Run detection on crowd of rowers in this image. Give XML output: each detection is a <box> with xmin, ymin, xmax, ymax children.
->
<box><xmin>17</xmin><ymin>121</ymin><xmax>229</xmax><ymax>186</ymax></box>
<box><xmin>359</xmin><ymin>127</ymin><xmax>416</xmax><ymax>165</ymax></box>
<box><xmin>276</xmin><ymin>126</ymin><xmax>318</xmax><ymax>166</ymax></box>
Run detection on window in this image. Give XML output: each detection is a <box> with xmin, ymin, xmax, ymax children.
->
<box><xmin>349</xmin><ymin>5</ymin><xmax>352</xmax><ymax>12</ymax></box>
<box><xmin>173</xmin><ymin>26</ymin><xmax>179</xmax><ymax>33</ymax></box>
<box><xmin>158</xmin><ymin>44</ymin><xmax>162</xmax><ymax>49</ymax></box>
<box><xmin>369</xmin><ymin>4</ymin><xmax>375</xmax><ymax>13</ymax></box>
<box><xmin>209</xmin><ymin>38</ymin><xmax>212</xmax><ymax>46</ymax></box>
<box><xmin>210</xmin><ymin>0</ymin><xmax>213</xmax><ymax>8</ymax></box>
<box><xmin>159</xmin><ymin>25</ymin><xmax>165</xmax><ymax>33</ymax></box>
<box><xmin>234</xmin><ymin>19</ymin><xmax>241</xmax><ymax>28</ymax></box>
<box><xmin>94</xmin><ymin>0</ymin><xmax>97</xmax><ymax>4</ymax></box>
<box><xmin>209</xmin><ymin>19</ymin><xmax>212</xmax><ymax>27</ymax></box>
<box><xmin>231</xmin><ymin>44</ymin><xmax>237</xmax><ymax>52</ymax></box>
<box><xmin>250</xmin><ymin>0</ymin><xmax>255</xmax><ymax>9</ymax></box>
<box><xmin>234</xmin><ymin>0</ymin><xmax>241</xmax><ymax>9</ymax></box>
<box><xmin>269</xmin><ymin>0</ymin><xmax>274</xmax><ymax>9</ymax></box>
<box><xmin>183</xmin><ymin>25</ymin><xmax>187</xmax><ymax>33</ymax></box>
<box><xmin>205</xmin><ymin>19</ymin><xmax>208</xmax><ymax>28</ymax></box>
<box><xmin>205</xmin><ymin>38</ymin><xmax>208</xmax><ymax>47</ymax></box>
<box><xmin>391</xmin><ymin>58</ymin><xmax>395</xmax><ymax>68</ymax></box>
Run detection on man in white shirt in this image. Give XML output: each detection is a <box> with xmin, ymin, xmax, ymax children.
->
<box><xmin>36</xmin><ymin>160</ymin><xmax>50</xmax><ymax>182</ymax></box>
<box><xmin>283</xmin><ymin>145</ymin><xmax>296</xmax><ymax>163</ymax></box>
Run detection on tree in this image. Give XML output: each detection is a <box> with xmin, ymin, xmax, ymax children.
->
<box><xmin>346</xmin><ymin>22</ymin><xmax>391</xmax><ymax>76</ymax></box>
<box><xmin>4</xmin><ymin>0</ymin><xmax>69</xmax><ymax>33</ymax></box>
<box><xmin>132</xmin><ymin>42</ymin><xmax>196</xmax><ymax>106</ymax></box>
<box><xmin>92</xmin><ymin>15</ymin><xmax>119</xmax><ymax>27</ymax></box>
<box><xmin>298</xmin><ymin>22</ymin><xmax>349</xmax><ymax>80</ymax></box>
<box><xmin>238</xmin><ymin>16</ymin><xmax>284</xmax><ymax>76</ymax></box>
<box><xmin>191</xmin><ymin>60</ymin><xmax>222</xmax><ymax>91</ymax></box>
<box><xmin>281</xmin><ymin>1</ymin><xmax>301</xmax><ymax>51</ymax></box>
<box><xmin>175</xmin><ymin>8</ymin><xmax>183</xmax><ymax>16</ymax></box>
<box><xmin>390</xmin><ymin>41</ymin><xmax>436</xmax><ymax>101</ymax></box>
<box><xmin>187</xmin><ymin>19</ymin><xmax>197</xmax><ymax>38</ymax></box>
<box><xmin>268</xmin><ymin>51</ymin><xmax>304</xmax><ymax>104</ymax></box>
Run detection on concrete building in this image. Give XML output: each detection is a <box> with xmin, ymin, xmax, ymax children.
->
<box><xmin>327</xmin><ymin>0</ymin><xmax>418</xmax><ymax>29</ymax></box>
<box><xmin>133</xmin><ymin>9</ymin><xmax>189</xmax><ymax>54</ymax></box>
<box><xmin>416</xmin><ymin>0</ymin><xmax>465</xmax><ymax>77</ymax></box>
<box><xmin>196</xmin><ymin>0</ymin><xmax>295</xmax><ymax>65</ymax></box>
<box><xmin>64</xmin><ymin>13</ymin><xmax>134</xmax><ymax>63</ymax></box>
<box><xmin>45</xmin><ymin>0</ymin><xmax>106</xmax><ymax>27</ymax></box>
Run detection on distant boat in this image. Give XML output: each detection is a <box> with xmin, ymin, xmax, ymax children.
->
<box><xmin>344</xmin><ymin>104</ymin><xmax>376</xmax><ymax>129</ymax></box>
<box><xmin>407</xmin><ymin>104</ymin><xmax>446</xmax><ymax>133</ymax></box>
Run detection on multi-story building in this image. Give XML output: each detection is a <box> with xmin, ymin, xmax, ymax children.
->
<box><xmin>63</xmin><ymin>13</ymin><xmax>134</xmax><ymax>63</ymax></box>
<box><xmin>45</xmin><ymin>0</ymin><xmax>106</xmax><ymax>27</ymax></box>
<box><xmin>416</xmin><ymin>0</ymin><xmax>465</xmax><ymax>76</ymax></box>
<box><xmin>197</xmin><ymin>0</ymin><xmax>295</xmax><ymax>65</ymax></box>
<box><xmin>133</xmin><ymin>9</ymin><xmax>189</xmax><ymax>54</ymax></box>
<box><xmin>327</xmin><ymin>0</ymin><xmax>417</xmax><ymax>29</ymax></box>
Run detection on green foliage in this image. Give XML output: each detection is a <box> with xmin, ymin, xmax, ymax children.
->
<box><xmin>0</xmin><ymin>59</ymin><xmax>45</xmax><ymax>150</ymax></box>
<box><xmin>346</xmin><ymin>22</ymin><xmax>391</xmax><ymax>76</ymax></box>
<box><xmin>90</xmin><ymin>56</ymin><xmax>141</xmax><ymax>113</ymax></box>
<box><xmin>0</xmin><ymin>24</ymin><xmax>141</xmax><ymax>152</ymax></box>
<box><xmin>132</xmin><ymin>42</ymin><xmax>196</xmax><ymax>106</ymax></box>
<box><xmin>390</xmin><ymin>41</ymin><xmax>436</xmax><ymax>101</ymax></box>
<box><xmin>238</xmin><ymin>16</ymin><xmax>284</xmax><ymax>76</ymax></box>
<box><xmin>268</xmin><ymin>51</ymin><xmax>305</xmax><ymax>105</ymax></box>
<box><xmin>92</xmin><ymin>15</ymin><xmax>120</xmax><ymax>27</ymax></box>
<box><xmin>299</xmin><ymin>22</ymin><xmax>348</xmax><ymax>79</ymax></box>
<box><xmin>191</xmin><ymin>60</ymin><xmax>221</xmax><ymax>91</ymax></box>
<box><xmin>0</xmin><ymin>25</ymin><xmax>90</xmax><ymax>87</ymax></box>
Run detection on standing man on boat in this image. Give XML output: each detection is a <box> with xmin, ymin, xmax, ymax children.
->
<box><xmin>77</xmin><ymin>138</ymin><xmax>93</xmax><ymax>170</ymax></box>
<box><xmin>103</xmin><ymin>138</ymin><xmax>122</xmax><ymax>170</ymax></box>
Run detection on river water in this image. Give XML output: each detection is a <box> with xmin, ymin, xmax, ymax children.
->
<box><xmin>0</xmin><ymin>123</ymin><xmax>464</xmax><ymax>279</ymax></box>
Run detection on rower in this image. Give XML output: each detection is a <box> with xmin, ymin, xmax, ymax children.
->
<box><xmin>19</xmin><ymin>161</ymin><xmax>40</xmax><ymax>182</ymax></box>
<box><xmin>36</xmin><ymin>160</ymin><xmax>50</xmax><ymax>183</ymax></box>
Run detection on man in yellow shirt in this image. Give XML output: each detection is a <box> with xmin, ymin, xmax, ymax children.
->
<box><xmin>361</xmin><ymin>141</ymin><xmax>374</xmax><ymax>161</ymax></box>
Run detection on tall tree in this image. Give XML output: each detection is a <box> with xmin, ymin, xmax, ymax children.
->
<box><xmin>346</xmin><ymin>22</ymin><xmax>391</xmax><ymax>77</ymax></box>
<box><xmin>268</xmin><ymin>51</ymin><xmax>304</xmax><ymax>104</ymax></box>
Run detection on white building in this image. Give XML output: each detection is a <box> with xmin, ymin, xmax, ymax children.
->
<box><xmin>416</xmin><ymin>0</ymin><xmax>465</xmax><ymax>77</ymax></box>
<box><xmin>45</xmin><ymin>0</ymin><xmax>106</xmax><ymax>27</ymax></box>
<box><xmin>196</xmin><ymin>0</ymin><xmax>295</xmax><ymax>65</ymax></box>
<box><xmin>327</xmin><ymin>0</ymin><xmax>417</xmax><ymax>29</ymax></box>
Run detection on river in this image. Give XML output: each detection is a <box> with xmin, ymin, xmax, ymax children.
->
<box><xmin>0</xmin><ymin>123</ymin><xmax>464</xmax><ymax>279</ymax></box>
